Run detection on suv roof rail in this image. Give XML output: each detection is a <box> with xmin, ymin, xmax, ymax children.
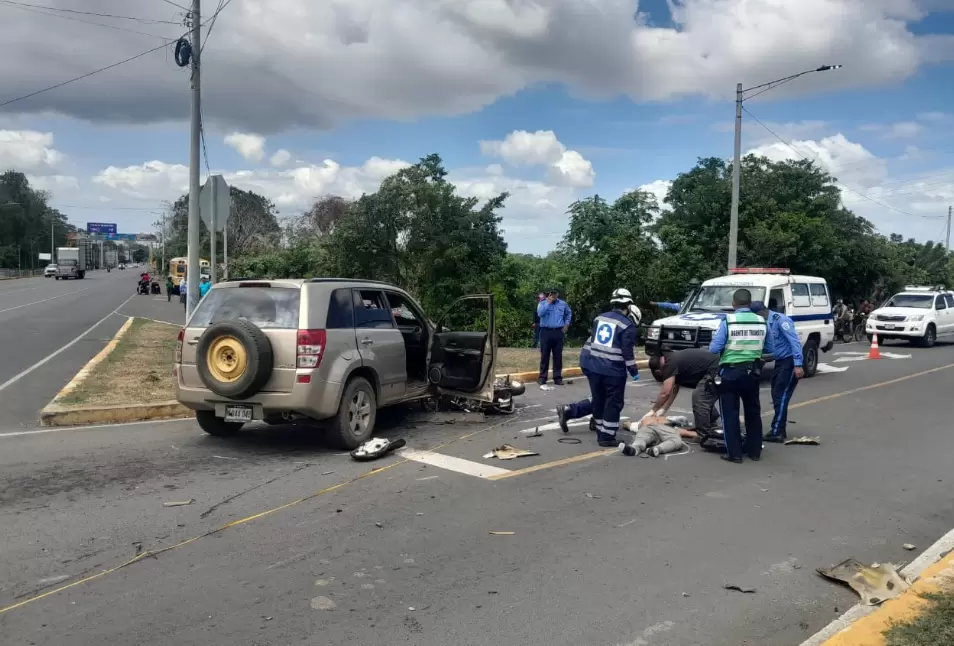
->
<box><xmin>307</xmin><ymin>277</ymin><xmax>393</xmax><ymax>285</ymax></box>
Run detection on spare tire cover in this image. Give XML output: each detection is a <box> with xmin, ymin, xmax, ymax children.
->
<box><xmin>196</xmin><ymin>319</ymin><xmax>274</xmax><ymax>400</ymax></box>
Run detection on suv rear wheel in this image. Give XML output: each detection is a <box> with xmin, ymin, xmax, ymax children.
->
<box><xmin>328</xmin><ymin>377</ymin><xmax>377</xmax><ymax>449</ymax></box>
<box><xmin>196</xmin><ymin>410</ymin><xmax>243</xmax><ymax>437</ymax></box>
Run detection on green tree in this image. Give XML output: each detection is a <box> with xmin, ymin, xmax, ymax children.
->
<box><xmin>0</xmin><ymin>171</ymin><xmax>74</xmax><ymax>270</ymax></box>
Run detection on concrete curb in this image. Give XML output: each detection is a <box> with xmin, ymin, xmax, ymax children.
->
<box><xmin>498</xmin><ymin>358</ymin><xmax>650</xmax><ymax>383</ymax></box>
<box><xmin>39</xmin><ymin>317</ymin><xmax>192</xmax><ymax>427</ymax></box>
<box><xmin>801</xmin><ymin>526</ymin><xmax>954</xmax><ymax>646</ymax></box>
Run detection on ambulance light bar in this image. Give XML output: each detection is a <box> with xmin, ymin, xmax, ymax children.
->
<box><xmin>728</xmin><ymin>268</ymin><xmax>791</xmax><ymax>275</ymax></box>
<box><xmin>904</xmin><ymin>285</ymin><xmax>945</xmax><ymax>292</ymax></box>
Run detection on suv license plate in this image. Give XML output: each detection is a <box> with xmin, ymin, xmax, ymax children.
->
<box><xmin>224</xmin><ymin>406</ymin><xmax>253</xmax><ymax>423</ymax></box>
<box><xmin>882</xmin><ymin>324</ymin><xmax>896</xmax><ymax>330</ymax></box>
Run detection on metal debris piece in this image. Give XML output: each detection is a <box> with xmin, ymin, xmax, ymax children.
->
<box><xmin>784</xmin><ymin>436</ymin><xmax>821</xmax><ymax>445</ymax></box>
<box><xmin>526</xmin><ymin>427</ymin><xmax>543</xmax><ymax>438</ymax></box>
<box><xmin>489</xmin><ymin>531</ymin><xmax>515</xmax><ymax>536</ymax></box>
<box><xmin>490</xmin><ymin>444</ymin><xmax>539</xmax><ymax>460</ymax></box>
<box><xmin>903</xmin><ymin>543</ymin><xmax>916</xmax><ymax>551</ymax></box>
<box><xmin>351</xmin><ymin>437</ymin><xmax>406</xmax><ymax>461</ymax></box>
<box><xmin>723</xmin><ymin>584</ymin><xmax>756</xmax><ymax>594</ymax></box>
<box><xmin>816</xmin><ymin>558</ymin><xmax>909</xmax><ymax>605</ymax></box>
<box><xmin>374</xmin><ymin>522</ymin><xmax>383</xmax><ymax>528</ymax></box>
<box><xmin>163</xmin><ymin>499</ymin><xmax>195</xmax><ymax>507</ymax></box>
<box><xmin>539</xmin><ymin>384</ymin><xmax>554</xmax><ymax>391</ymax></box>
<box><xmin>585</xmin><ymin>493</ymin><xmax>601</xmax><ymax>499</ymax></box>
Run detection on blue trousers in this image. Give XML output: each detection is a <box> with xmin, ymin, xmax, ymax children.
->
<box><xmin>718</xmin><ymin>365</ymin><xmax>763</xmax><ymax>460</ymax></box>
<box><xmin>567</xmin><ymin>397</ymin><xmax>593</xmax><ymax>419</ymax></box>
<box><xmin>769</xmin><ymin>357</ymin><xmax>798</xmax><ymax>438</ymax></box>
<box><xmin>539</xmin><ymin>328</ymin><xmax>565</xmax><ymax>383</ymax></box>
<box><xmin>589</xmin><ymin>372</ymin><xmax>626</xmax><ymax>437</ymax></box>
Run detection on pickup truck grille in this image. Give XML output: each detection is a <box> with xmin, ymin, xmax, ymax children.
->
<box><xmin>875</xmin><ymin>314</ymin><xmax>906</xmax><ymax>322</ymax></box>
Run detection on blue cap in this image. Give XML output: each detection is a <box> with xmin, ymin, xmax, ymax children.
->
<box><xmin>751</xmin><ymin>300</ymin><xmax>767</xmax><ymax>313</ymax></box>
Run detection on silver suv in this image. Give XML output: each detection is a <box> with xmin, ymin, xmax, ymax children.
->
<box><xmin>175</xmin><ymin>278</ymin><xmax>499</xmax><ymax>448</ymax></box>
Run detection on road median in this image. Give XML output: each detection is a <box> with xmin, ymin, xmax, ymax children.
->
<box><xmin>38</xmin><ymin>329</ymin><xmax>650</xmax><ymax>426</ymax></box>
<box><xmin>40</xmin><ymin>317</ymin><xmax>188</xmax><ymax>426</ymax></box>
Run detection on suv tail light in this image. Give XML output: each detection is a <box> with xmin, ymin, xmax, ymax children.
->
<box><xmin>175</xmin><ymin>328</ymin><xmax>184</xmax><ymax>363</ymax></box>
<box><xmin>297</xmin><ymin>329</ymin><xmax>327</xmax><ymax>369</ymax></box>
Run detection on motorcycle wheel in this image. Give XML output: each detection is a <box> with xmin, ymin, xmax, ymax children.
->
<box><xmin>853</xmin><ymin>325</ymin><xmax>865</xmax><ymax>343</ymax></box>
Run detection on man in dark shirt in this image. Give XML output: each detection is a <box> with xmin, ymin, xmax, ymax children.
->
<box><xmin>647</xmin><ymin>348</ymin><xmax>721</xmax><ymax>434</ymax></box>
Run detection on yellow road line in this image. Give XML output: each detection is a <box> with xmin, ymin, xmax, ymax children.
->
<box><xmin>0</xmin><ymin>415</ymin><xmax>518</xmax><ymax>615</ymax></box>
<box><xmin>49</xmin><ymin>317</ymin><xmax>134</xmax><ymax>403</ymax></box>
<box><xmin>490</xmin><ymin>360</ymin><xmax>954</xmax><ymax>480</ymax></box>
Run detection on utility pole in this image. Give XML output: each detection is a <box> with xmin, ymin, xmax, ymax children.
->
<box><xmin>944</xmin><ymin>206</ymin><xmax>954</xmax><ymax>253</ymax></box>
<box><xmin>50</xmin><ymin>220</ymin><xmax>54</xmax><ymax>261</ymax></box>
<box><xmin>186</xmin><ymin>0</ymin><xmax>201</xmax><ymax>318</ymax></box>
<box><xmin>728</xmin><ymin>82</ymin><xmax>743</xmax><ymax>270</ymax></box>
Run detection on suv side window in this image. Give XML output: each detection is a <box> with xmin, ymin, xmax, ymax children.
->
<box><xmin>326</xmin><ymin>288</ymin><xmax>354</xmax><ymax>329</ymax></box>
<box><xmin>383</xmin><ymin>292</ymin><xmax>425</xmax><ymax>329</ymax></box>
<box><xmin>809</xmin><ymin>283</ymin><xmax>829</xmax><ymax>307</ymax></box>
<box><xmin>792</xmin><ymin>283</ymin><xmax>811</xmax><ymax>308</ymax></box>
<box><xmin>945</xmin><ymin>294</ymin><xmax>954</xmax><ymax>309</ymax></box>
<box><xmin>935</xmin><ymin>295</ymin><xmax>947</xmax><ymax>310</ymax></box>
<box><xmin>769</xmin><ymin>288</ymin><xmax>786</xmax><ymax>314</ymax></box>
<box><xmin>353</xmin><ymin>290</ymin><xmax>394</xmax><ymax>329</ymax></box>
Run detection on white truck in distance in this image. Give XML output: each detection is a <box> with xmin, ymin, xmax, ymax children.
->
<box><xmin>866</xmin><ymin>286</ymin><xmax>954</xmax><ymax>348</ymax></box>
<box><xmin>55</xmin><ymin>241</ymin><xmax>90</xmax><ymax>279</ymax></box>
<box><xmin>645</xmin><ymin>268</ymin><xmax>836</xmax><ymax>380</ymax></box>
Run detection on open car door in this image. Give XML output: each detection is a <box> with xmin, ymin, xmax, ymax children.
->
<box><xmin>427</xmin><ymin>294</ymin><xmax>497</xmax><ymax>402</ymax></box>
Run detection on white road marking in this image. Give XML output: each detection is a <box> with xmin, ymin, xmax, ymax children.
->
<box><xmin>815</xmin><ymin>363</ymin><xmax>850</xmax><ymax>374</ymax></box>
<box><xmin>0</xmin><ymin>285</ymin><xmax>42</xmax><ymax>296</ymax></box>
<box><xmin>800</xmin><ymin>525</ymin><xmax>954</xmax><ymax>646</ymax></box>
<box><xmin>398</xmin><ymin>448</ymin><xmax>511</xmax><ymax>479</ymax></box>
<box><xmin>833</xmin><ymin>356</ymin><xmax>868</xmax><ymax>363</ymax></box>
<box><xmin>0</xmin><ymin>416</ymin><xmax>191</xmax><ymax>438</ymax></box>
<box><xmin>0</xmin><ymin>287</ymin><xmax>90</xmax><ymax>314</ymax></box>
<box><xmin>833</xmin><ymin>351</ymin><xmax>911</xmax><ymax>363</ymax></box>
<box><xmin>519</xmin><ymin>416</ymin><xmax>630</xmax><ymax>435</ymax></box>
<box><xmin>0</xmin><ymin>291</ymin><xmax>136</xmax><ymax>394</ymax></box>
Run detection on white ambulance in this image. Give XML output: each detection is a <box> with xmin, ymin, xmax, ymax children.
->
<box><xmin>645</xmin><ymin>268</ymin><xmax>836</xmax><ymax>379</ymax></box>
<box><xmin>865</xmin><ymin>285</ymin><xmax>954</xmax><ymax>348</ymax></box>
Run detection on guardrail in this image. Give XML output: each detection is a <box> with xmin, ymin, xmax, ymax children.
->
<box><xmin>0</xmin><ymin>268</ymin><xmax>46</xmax><ymax>279</ymax></box>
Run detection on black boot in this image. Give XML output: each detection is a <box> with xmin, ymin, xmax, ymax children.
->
<box><xmin>589</xmin><ymin>417</ymin><xmax>597</xmax><ymax>432</ymax></box>
<box><xmin>556</xmin><ymin>405</ymin><xmax>570</xmax><ymax>433</ymax></box>
<box><xmin>597</xmin><ymin>432</ymin><xmax>618</xmax><ymax>448</ymax></box>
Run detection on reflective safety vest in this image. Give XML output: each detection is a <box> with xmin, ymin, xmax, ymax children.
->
<box><xmin>586</xmin><ymin>310</ymin><xmax>639</xmax><ymax>378</ymax></box>
<box><xmin>721</xmin><ymin>311</ymin><xmax>767</xmax><ymax>365</ymax></box>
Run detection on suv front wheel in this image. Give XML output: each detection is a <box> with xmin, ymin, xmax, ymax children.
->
<box><xmin>328</xmin><ymin>377</ymin><xmax>377</xmax><ymax>449</ymax></box>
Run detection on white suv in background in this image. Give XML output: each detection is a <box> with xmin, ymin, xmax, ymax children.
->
<box><xmin>866</xmin><ymin>286</ymin><xmax>954</xmax><ymax>347</ymax></box>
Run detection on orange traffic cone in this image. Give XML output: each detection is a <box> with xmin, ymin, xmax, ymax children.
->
<box><xmin>867</xmin><ymin>332</ymin><xmax>882</xmax><ymax>360</ymax></box>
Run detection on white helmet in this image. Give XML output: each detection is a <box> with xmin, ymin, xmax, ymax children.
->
<box><xmin>627</xmin><ymin>303</ymin><xmax>642</xmax><ymax>325</ymax></box>
<box><xmin>610</xmin><ymin>287</ymin><xmax>634</xmax><ymax>305</ymax></box>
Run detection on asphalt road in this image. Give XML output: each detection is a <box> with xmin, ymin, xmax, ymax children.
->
<box><xmin>0</xmin><ymin>269</ymin><xmax>180</xmax><ymax>429</ymax></box>
<box><xmin>2</xmin><ymin>339</ymin><xmax>953</xmax><ymax>645</ymax></box>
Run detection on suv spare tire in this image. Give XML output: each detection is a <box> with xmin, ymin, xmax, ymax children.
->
<box><xmin>196</xmin><ymin>320</ymin><xmax>274</xmax><ymax>399</ymax></box>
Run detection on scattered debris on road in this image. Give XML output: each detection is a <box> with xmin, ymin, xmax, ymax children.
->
<box><xmin>558</xmin><ymin>437</ymin><xmax>582</xmax><ymax>444</ymax></box>
<box><xmin>817</xmin><ymin>558</ymin><xmax>909</xmax><ymax>605</ymax></box>
<box><xmin>351</xmin><ymin>437</ymin><xmax>407</xmax><ymax>461</ymax></box>
<box><xmin>526</xmin><ymin>427</ymin><xmax>543</xmax><ymax>437</ymax></box>
<box><xmin>310</xmin><ymin>596</ymin><xmax>337</xmax><ymax>611</ymax></box>
<box><xmin>540</xmin><ymin>384</ymin><xmax>554</xmax><ymax>391</ymax></box>
<box><xmin>784</xmin><ymin>436</ymin><xmax>821</xmax><ymax>445</ymax></box>
<box><xmin>163</xmin><ymin>499</ymin><xmax>195</xmax><ymax>507</ymax></box>
<box><xmin>903</xmin><ymin>543</ymin><xmax>917</xmax><ymax>551</ymax></box>
<box><xmin>585</xmin><ymin>493</ymin><xmax>601</xmax><ymax>499</ymax></box>
<box><xmin>484</xmin><ymin>444</ymin><xmax>538</xmax><ymax>460</ymax></box>
<box><xmin>724</xmin><ymin>584</ymin><xmax>757</xmax><ymax>594</ymax></box>
<box><xmin>489</xmin><ymin>531</ymin><xmax>515</xmax><ymax>536</ymax></box>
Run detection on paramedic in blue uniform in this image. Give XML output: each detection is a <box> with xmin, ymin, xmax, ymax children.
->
<box><xmin>755</xmin><ymin>299</ymin><xmax>804</xmax><ymax>443</ymax></box>
<box><xmin>708</xmin><ymin>288</ymin><xmax>766</xmax><ymax>463</ymax></box>
<box><xmin>537</xmin><ymin>288</ymin><xmax>573</xmax><ymax>385</ymax></box>
<box><xmin>556</xmin><ymin>290</ymin><xmax>640</xmax><ymax>433</ymax></box>
<box><xmin>587</xmin><ymin>289</ymin><xmax>641</xmax><ymax>447</ymax></box>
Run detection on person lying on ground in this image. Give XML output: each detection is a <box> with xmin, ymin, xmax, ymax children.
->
<box><xmin>619</xmin><ymin>416</ymin><xmax>689</xmax><ymax>457</ymax></box>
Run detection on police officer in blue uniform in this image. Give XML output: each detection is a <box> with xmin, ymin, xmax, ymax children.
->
<box><xmin>587</xmin><ymin>289</ymin><xmax>641</xmax><ymax>447</ymax></box>
<box><xmin>755</xmin><ymin>299</ymin><xmax>804</xmax><ymax>442</ymax></box>
<box><xmin>708</xmin><ymin>288</ymin><xmax>766</xmax><ymax>464</ymax></box>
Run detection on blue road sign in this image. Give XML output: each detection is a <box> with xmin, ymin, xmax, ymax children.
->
<box><xmin>87</xmin><ymin>222</ymin><xmax>117</xmax><ymax>235</ymax></box>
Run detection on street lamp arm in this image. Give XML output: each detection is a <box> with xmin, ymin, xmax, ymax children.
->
<box><xmin>741</xmin><ymin>65</ymin><xmax>842</xmax><ymax>99</ymax></box>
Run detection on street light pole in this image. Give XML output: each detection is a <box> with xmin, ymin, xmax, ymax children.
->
<box><xmin>727</xmin><ymin>64</ymin><xmax>842</xmax><ymax>270</ymax></box>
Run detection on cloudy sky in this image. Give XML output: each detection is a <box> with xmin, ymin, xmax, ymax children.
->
<box><xmin>1</xmin><ymin>0</ymin><xmax>953</xmax><ymax>254</ymax></box>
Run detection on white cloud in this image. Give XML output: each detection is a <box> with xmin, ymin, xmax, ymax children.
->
<box><xmin>481</xmin><ymin>130</ymin><xmax>595</xmax><ymax>188</ymax></box>
<box><xmin>6</xmin><ymin>1</ymin><xmax>948</xmax><ymax>131</ymax></box>
<box><xmin>270</xmin><ymin>149</ymin><xmax>292</xmax><ymax>167</ymax></box>
<box><xmin>860</xmin><ymin>121</ymin><xmax>924</xmax><ymax>139</ymax></box>
<box><xmin>0</xmin><ymin>130</ymin><xmax>64</xmax><ymax>175</ymax></box>
<box><xmin>917</xmin><ymin>111</ymin><xmax>951</xmax><ymax>123</ymax></box>
<box><xmin>224</xmin><ymin>132</ymin><xmax>266</xmax><ymax>162</ymax></box>
<box><xmin>92</xmin><ymin>161</ymin><xmax>189</xmax><ymax>200</ymax></box>
<box><xmin>637</xmin><ymin>180</ymin><xmax>673</xmax><ymax>210</ymax></box>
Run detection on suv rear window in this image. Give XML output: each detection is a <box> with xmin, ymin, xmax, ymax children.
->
<box><xmin>190</xmin><ymin>286</ymin><xmax>300</xmax><ymax>329</ymax></box>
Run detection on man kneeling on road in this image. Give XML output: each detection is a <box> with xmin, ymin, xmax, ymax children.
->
<box><xmin>619</xmin><ymin>416</ymin><xmax>688</xmax><ymax>457</ymax></box>
<box><xmin>645</xmin><ymin>348</ymin><xmax>721</xmax><ymax>438</ymax></box>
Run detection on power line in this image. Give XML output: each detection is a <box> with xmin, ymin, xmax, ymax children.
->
<box><xmin>159</xmin><ymin>0</ymin><xmax>190</xmax><ymax>11</ymax></box>
<box><xmin>742</xmin><ymin>106</ymin><xmax>945</xmax><ymax>220</ymax></box>
<box><xmin>0</xmin><ymin>0</ymin><xmax>182</xmax><ymax>24</ymax></box>
<box><xmin>0</xmin><ymin>39</ymin><xmax>177</xmax><ymax>109</ymax></box>
<box><xmin>0</xmin><ymin>0</ymin><xmax>173</xmax><ymax>39</ymax></box>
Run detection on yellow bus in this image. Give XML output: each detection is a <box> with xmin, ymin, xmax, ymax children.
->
<box><xmin>168</xmin><ymin>257</ymin><xmax>211</xmax><ymax>292</ymax></box>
